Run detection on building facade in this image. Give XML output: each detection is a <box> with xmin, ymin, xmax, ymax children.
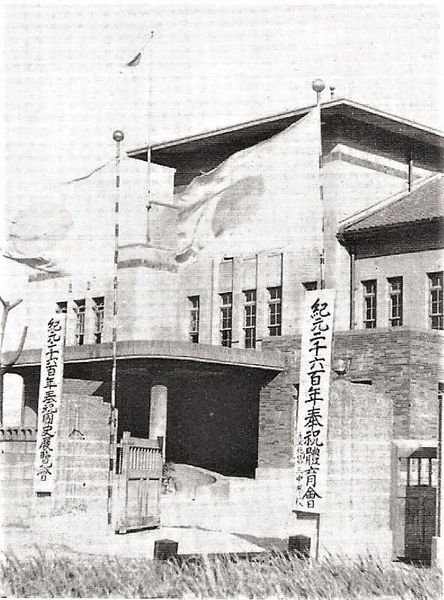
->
<box><xmin>2</xmin><ymin>98</ymin><xmax>444</xmax><ymax>560</ymax></box>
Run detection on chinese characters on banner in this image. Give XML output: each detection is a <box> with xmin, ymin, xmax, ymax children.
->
<box><xmin>34</xmin><ymin>315</ymin><xmax>66</xmax><ymax>493</ymax></box>
<box><xmin>295</xmin><ymin>290</ymin><xmax>335</xmax><ymax>513</ymax></box>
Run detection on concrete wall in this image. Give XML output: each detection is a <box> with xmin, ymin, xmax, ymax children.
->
<box><xmin>353</xmin><ymin>249</ymin><xmax>444</xmax><ymax>331</ymax></box>
<box><xmin>257</xmin><ymin>377</ymin><xmax>394</xmax><ymax>557</ymax></box>
<box><xmin>117</xmin><ymin>259</ymin><xmax>180</xmax><ymax>342</ymax></box>
<box><xmin>323</xmin><ymin>146</ymin><xmax>410</xmax><ymax>329</ymax></box>
<box><xmin>163</xmin><ymin>379</ymin><xmax>394</xmax><ymax>559</ymax></box>
<box><xmin>18</xmin><ymin>139</ymin><xmax>424</xmax><ymax>355</ymax></box>
<box><xmin>23</xmin><ymin>275</ymin><xmax>114</xmax><ymax>349</ymax></box>
<box><xmin>179</xmin><ymin>249</ymin><xmax>321</xmax><ymax>346</ymax></box>
<box><xmin>0</xmin><ymin>380</ymin><xmax>110</xmax><ymax>529</ymax></box>
<box><xmin>23</xmin><ymin>255</ymin><xmax>180</xmax><ymax>350</ymax></box>
<box><xmin>319</xmin><ymin>380</ymin><xmax>393</xmax><ymax>557</ymax></box>
<box><xmin>0</xmin><ymin>427</ymin><xmax>38</xmax><ymax>527</ymax></box>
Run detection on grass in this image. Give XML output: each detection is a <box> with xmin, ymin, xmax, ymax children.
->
<box><xmin>1</xmin><ymin>549</ymin><xmax>441</xmax><ymax>598</ymax></box>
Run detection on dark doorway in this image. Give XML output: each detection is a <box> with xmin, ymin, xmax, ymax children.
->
<box><xmin>404</xmin><ymin>447</ymin><xmax>437</xmax><ymax>564</ymax></box>
<box><xmin>166</xmin><ymin>368</ymin><xmax>263</xmax><ymax>478</ymax></box>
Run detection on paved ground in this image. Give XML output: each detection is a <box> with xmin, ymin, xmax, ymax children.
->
<box><xmin>0</xmin><ymin>522</ymin><xmax>266</xmax><ymax>562</ymax></box>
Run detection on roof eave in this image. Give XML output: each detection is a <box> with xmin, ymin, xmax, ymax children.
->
<box><xmin>127</xmin><ymin>98</ymin><xmax>444</xmax><ymax>160</ymax></box>
<box><xmin>338</xmin><ymin>216</ymin><xmax>444</xmax><ymax>246</ymax></box>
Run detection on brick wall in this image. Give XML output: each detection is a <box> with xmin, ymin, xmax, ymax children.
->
<box><xmin>260</xmin><ymin>329</ymin><xmax>444</xmax><ymax>469</ymax></box>
<box><xmin>409</xmin><ymin>331</ymin><xmax>444</xmax><ymax>439</ymax></box>
<box><xmin>258</xmin><ymin>367</ymin><xmax>297</xmax><ymax>470</ymax></box>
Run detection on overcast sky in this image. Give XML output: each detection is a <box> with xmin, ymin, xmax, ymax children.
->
<box><xmin>1</xmin><ymin>2</ymin><xmax>443</xmax><ymax>295</ymax></box>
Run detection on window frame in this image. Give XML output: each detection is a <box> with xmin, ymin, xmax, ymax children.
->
<box><xmin>388</xmin><ymin>276</ymin><xmax>403</xmax><ymax>327</ymax></box>
<box><xmin>268</xmin><ymin>286</ymin><xmax>282</xmax><ymax>336</ymax></box>
<box><xmin>362</xmin><ymin>279</ymin><xmax>377</xmax><ymax>329</ymax></box>
<box><xmin>188</xmin><ymin>295</ymin><xmax>200</xmax><ymax>344</ymax></box>
<box><xmin>56</xmin><ymin>301</ymin><xmax>67</xmax><ymax>314</ymax></box>
<box><xmin>92</xmin><ymin>296</ymin><xmax>105</xmax><ymax>344</ymax></box>
<box><xmin>303</xmin><ymin>281</ymin><xmax>318</xmax><ymax>291</ymax></box>
<box><xmin>220</xmin><ymin>292</ymin><xmax>233</xmax><ymax>347</ymax></box>
<box><xmin>243</xmin><ymin>289</ymin><xmax>257</xmax><ymax>349</ymax></box>
<box><xmin>73</xmin><ymin>299</ymin><xmax>86</xmax><ymax>346</ymax></box>
<box><xmin>428</xmin><ymin>271</ymin><xmax>443</xmax><ymax>330</ymax></box>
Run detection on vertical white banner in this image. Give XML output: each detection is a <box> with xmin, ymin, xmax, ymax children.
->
<box><xmin>295</xmin><ymin>289</ymin><xmax>335</xmax><ymax>513</ymax></box>
<box><xmin>34</xmin><ymin>314</ymin><xmax>66</xmax><ymax>493</ymax></box>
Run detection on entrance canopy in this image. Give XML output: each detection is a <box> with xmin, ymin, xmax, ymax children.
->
<box><xmin>10</xmin><ymin>341</ymin><xmax>285</xmax><ymax>478</ymax></box>
<box><xmin>7</xmin><ymin>339</ymin><xmax>285</xmax><ymax>372</ymax></box>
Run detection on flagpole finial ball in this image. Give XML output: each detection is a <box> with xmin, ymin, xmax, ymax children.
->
<box><xmin>113</xmin><ymin>130</ymin><xmax>124</xmax><ymax>142</ymax></box>
<box><xmin>312</xmin><ymin>79</ymin><xmax>325</xmax><ymax>93</ymax></box>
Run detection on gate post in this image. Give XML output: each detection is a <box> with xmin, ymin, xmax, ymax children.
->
<box><xmin>150</xmin><ymin>382</ymin><xmax>168</xmax><ymax>458</ymax></box>
<box><xmin>121</xmin><ymin>431</ymin><xmax>131</xmax><ymax>529</ymax></box>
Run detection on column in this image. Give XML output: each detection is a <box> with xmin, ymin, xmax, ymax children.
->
<box><xmin>149</xmin><ymin>381</ymin><xmax>168</xmax><ymax>457</ymax></box>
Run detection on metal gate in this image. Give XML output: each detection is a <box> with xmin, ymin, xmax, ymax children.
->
<box><xmin>404</xmin><ymin>447</ymin><xmax>437</xmax><ymax>564</ymax></box>
<box><xmin>115</xmin><ymin>431</ymin><xmax>163</xmax><ymax>533</ymax></box>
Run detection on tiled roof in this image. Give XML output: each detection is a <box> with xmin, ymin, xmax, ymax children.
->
<box><xmin>340</xmin><ymin>175</ymin><xmax>444</xmax><ymax>234</ymax></box>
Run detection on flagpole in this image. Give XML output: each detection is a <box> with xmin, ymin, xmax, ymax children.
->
<box><xmin>314</xmin><ymin>79</ymin><xmax>325</xmax><ymax>560</ymax></box>
<box><xmin>107</xmin><ymin>129</ymin><xmax>124</xmax><ymax>528</ymax></box>
<box><xmin>312</xmin><ymin>79</ymin><xmax>326</xmax><ymax>290</ymax></box>
<box><xmin>146</xmin><ymin>31</ymin><xmax>154</xmax><ymax>242</ymax></box>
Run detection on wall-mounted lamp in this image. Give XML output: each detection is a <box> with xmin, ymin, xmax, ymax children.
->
<box><xmin>333</xmin><ymin>358</ymin><xmax>352</xmax><ymax>377</ymax></box>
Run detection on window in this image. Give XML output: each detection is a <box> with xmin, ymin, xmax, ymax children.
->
<box><xmin>268</xmin><ymin>286</ymin><xmax>282</xmax><ymax>336</ymax></box>
<box><xmin>243</xmin><ymin>290</ymin><xmax>257</xmax><ymax>349</ymax></box>
<box><xmin>220</xmin><ymin>292</ymin><xmax>233</xmax><ymax>347</ymax></box>
<box><xmin>362</xmin><ymin>280</ymin><xmax>377</xmax><ymax>329</ymax></box>
<box><xmin>303</xmin><ymin>281</ymin><xmax>318</xmax><ymax>291</ymax></box>
<box><xmin>74</xmin><ymin>299</ymin><xmax>85</xmax><ymax>345</ymax></box>
<box><xmin>56</xmin><ymin>301</ymin><xmax>67</xmax><ymax>314</ymax></box>
<box><xmin>406</xmin><ymin>450</ymin><xmax>437</xmax><ymax>487</ymax></box>
<box><xmin>428</xmin><ymin>271</ymin><xmax>443</xmax><ymax>330</ymax></box>
<box><xmin>188</xmin><ymin>296</ymin><xmax>200</xmax><ymax>343</ymax></box>
<box><xmin>388</xmin><ymin>277</ymin><xmax>403</xmax><ymax>327</ymax></box>
<box><xmin>92</xmin><ymin>297</ymin><xmax>104</xmax><ymax>344</ymax></box>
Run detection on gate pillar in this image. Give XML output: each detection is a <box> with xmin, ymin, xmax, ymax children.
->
<box><xmin>149</xmin><ymin>381</ymin><xmax>168</xmax><ymax>457</ymax></box>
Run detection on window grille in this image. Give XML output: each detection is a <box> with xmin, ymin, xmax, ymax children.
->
<box><xmin>405</xmin><ymin>448</ymin><xmax>437</xmax><ymax>487</ymax></box>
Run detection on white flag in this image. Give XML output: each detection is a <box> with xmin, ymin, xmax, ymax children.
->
<box><xmin>3</xmin><ymin>156</ymin><xmax>172</xmax><ymax>277</ymax></box>
<box><xmin>176</xmin><ymin>107</ymin><xmax>322</xmax><ymax>262</ymax></box>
